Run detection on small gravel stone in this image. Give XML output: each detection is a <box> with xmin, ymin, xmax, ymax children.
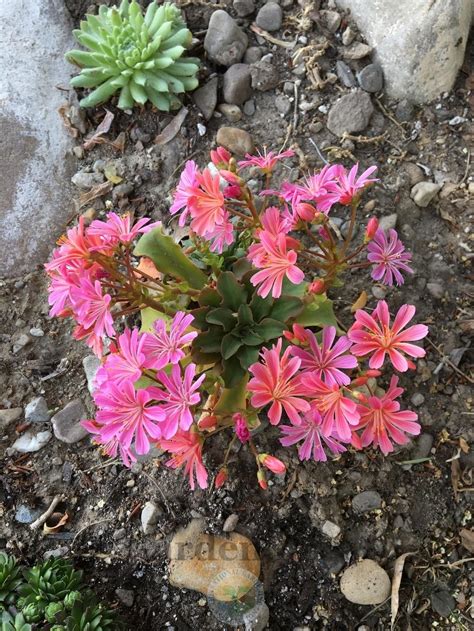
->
<box><xmin>342</xmin><ymin>25</ymin><xmax>356</xmax><ymax>46</ymax></box>
<box><xmin>283</xmin><ymin>81</ymin><xmax>294</xmax><ymax>95</ymax></box>
<box><xmin>319</xmin><ymin>10</ymin><xmax>341</xmax><ymax>33</ymax></box>
<box><xmin>292</xmin><ymin>62</ymin><xmax>306</xmax><ymax>77</ymax></box>
<box><xmin>15</xmin><ymin>505</ymin><xmax>42</xmax><ymax>524</ymax></box>
<box><xmin>218</xmin><ymin>103</ymin><xmax>242</xmax><ymax>123</ymax></box>
<box><xmin>223</xmin><ymin>513</ymin><xmax>239</xmax><ymax>532</ymax></box>
<box><xmin>244</xmin><ymin>46</ymin><xmax>263</xmax><ymax>64</ymax></box>
<box><xmin>44</xmin><ymin>546</ymin><xmax>69</xmax><ymax>559</ymax></box>
<box><xmin>113</xmin><ymin>527</ymin><xmax>127</xmax><ymax>541</ymax></box>
<box><xmin>115</xmin><ymin>588</ymin><xmax>134</xmax><ymax>607</ymax></box>
<box><xmin>51</xmin><ymin>399</ymin><xmax>88</xmax><ymax>444</ymax></box>
<box><xmin>250</xmin><ymin>60</ymin><xmax>280</xmax><ymax>91</ymax></box>
<box><xmin>378</xmin><ymin>213</ymin><xmax>398</xmax><ymax>232</ymax></box>
<box><xmin>223</xmin><ymin>64</ymin><xmax>252</xmax><ymax>105</ymax></box>
<box><xmin>327</xmin><ymin>91</ymin><xmax>373</xmax><ymax>137</ymax></box>
<box><xmin>395</xmin><ymin>99</ymin><xmax>414</xmax><ymax>122</ymax></box>
<box><xmin>371</xmin><ymin>286</ymin><xmax>387</xmax><ymax>299</ymax></box>
<box><xmin>0</xmin><ymin>408</ymin><xmax>22</xmax><ymax>429</ymax></box>
<box><xmin>410</xmin><ymin>393</ymin><xmax>425</xmax><ymax>407</ymax></box>
<box><xmin>71</xmin><ymin>170</ymin><xmax>104</xmax><ymax>190</ymax></box>
<box><xmin>321</xmin><ymin>550</ymin><xmax>345</xmax><ymax>575</ymax></box>
<box><xmin>275</xmin><ymin>94</ymin><xmax>292</xmax><ymax>115</ymax></box>
<box><xmin>193</xmin><ymin>77</ymin><xmax>218</xmax><ymax>121</ymax></box>
<box><xmin>412</xmin><ymin>433</ymin><xmax>433</xmax><ymax>459</ymax></box>
<box><xmin>322</xmin><ymin>520</ymin><xmax>341</xmax><ymax>539</ymax></box>
<box><xmin>426</xmin><ymin>282</ymin><xmax>444</xmax><ymax>299</ymax></box>
<box><xmin>29</xmin><ymin>327</ymin><xmax>44</xmax><ymax>337</ymax></box>
<box><xmin>431</xmin><ymin>589</ymin><xmax>456</xmax><ymax>617</ymax></box>
<box><xmin>410</xmin><ymin>181</ymin><xmax>441</xmax><ymax>207</ymax></box>
<box><xmin>256</xmin><ymin>2</ymin><xmax>282</xmax><ymax>32</ymax></box>
<box><xmin>335</xmin><ymin>61</ymin><xmax>356</xmax><ymax>88</ymax></box>
<box><xmin>243</xmin><ymin>99</ymin><xmax>256</xmax><ymax>116</ymax></box>
<box><xmin>341</xmin><ymin>42</ymin><xmax>372</xmax><ymax>60</ymax></box>
<box><xmin>82</xmin><ymin>355</ymin><xmax>100</xmax><ymax>395</ymax></box>
<box><xmin>404</xmin><ymin>163</ymin><xmax>425</xmax><ymax>186</ymax></box>
<box><xmin>357</xmin><ymin>64</ymin><xmax>383</xmax><ymax>93</ymax></box>
<box><xmin>141</xmin><ymin>501</ymin><xmax>162</xmax><ymax>534</ymax></box>
<box><xmin>352</xmin><ymin>491</ymin><xmax>382</xmax><ymax>514</ymax></box>
<box><xmin>112</xmin><ymin>182</ymin><xmax>134</xmax><ymax>202</ymax></box>
<box><xmin>13</xmin><ymin>333</ymin><xmax>31</xmax><ymax>354</ymax></box>
<box><xmin>216</xmin><ymin>126</ymin><xmax>254</xmax><ymax>155</ymax></box>
<box><xmin>233</xmin><ymin>0</ymin><xmax>255</xmax><ymax>17</ymax></box>
<box><xmin>25</xmin><ymin>396</ymin><xmax>50</xmax><ymax>423</ymax></box>
<box><xmin>204</xmin><ymin>11</ymin><xmax>248</xmax><ymax>66</ymax></box>
<box><xmin>12</xmin><ymin>430</ymin><xmax>52</xmax><ymax>453</ymax></box>
<box><xmin>340</xmin><ymin>560</ymin><xmax>391</xmax><ymax>605</ymax></box>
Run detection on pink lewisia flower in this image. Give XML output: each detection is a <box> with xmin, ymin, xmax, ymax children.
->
<box><xmin>88</xmin><ymin>212</ymin><xmax>159</xmax><ymax>246</ymax></box>
<box><xmin>160</xmin><ymin>429</ymin><xmax>208</xmax><ymax>490</ymax></box>
<box><xmin>280</xmin><ymin>405</ymin><xmax>347</xmax><ymax>462</ymax></box>
<box><xmin>233</xmin><ymin>413</ymin><xmax>250</xmax><ymax>444</ymax></box>
<box><xmin>85</xmin><ymin>381</ymin><xmax>165</xmax><ymax>458</ymax></box>
<box><xmin>81</xmin><ymin>424</ymin><xmax>137</xmax><ymax>467</ymax></box>
<box><xmin>300</xmin><ymin>374</ymin><xmax>360</xmax><ymax>441</ymax></box>
<box><xmin>73</xmin><ymin>323</ymin><xmax>104</xmax><ymax>357</ymax></box>
<box><xmin>291</xmin><ymin>326</ymin><xmax>358</xmax><ymax>386</ymax></box>
<box><xmin>205</xmin><ymin>211</ymin><xmax>235</xmax><ymax>253</ymax></box>
<box><xmin>45</xmin><ymin>217</ymin><xmax>103</xmax><ymax>273</ymax></box>
<box><xmin>70</xmin><ymin>276</ymin><xmax>115</xmax><ymax>339</ymax></box>
<box><xmin>149</xmin><ymin>363</ymin><xmax>205</xmax><ymax>439</ymax></box>
<box><xmin>48</xmin><ymin>271</ymin><xmax>78</xmax><ymax>317</ymax></box>
<box><xmin>367</xmin><ymin>228</ymin><xmax>414</xmax><ymax>286</ymax></box>
<box><xmin>248</xmin><ymin>339</ymin><xmax>310</xmax><ymax>425</ymax></box>
<box><xmin>333</xmin><ymin>164</ymin><xmax>378</xmax><ymax>205</ymax></box>
<box><xmin>355</xmin><ymin>376</ymin><xmax>421</xmax><ymax>454</ymax></box>
<box><xmin>189</xmin><ymin>168</ymin><xmax>225</xmax><ymax>236</ymax></box>
<box><xmin>298</xmin><ymin>164</ymin><xmax>341</xmax><ymax>214</ymax></box>
<box><xmin>170</xmin><ymin>160</ymin><xmax>199</xmax><ymax>226</ymax></box>
<box><xmin>238</xmin><ymin>147</ymin><xmax>295</xmax><ymax>173</ymax></box>
<box><xmin>249</xmin><ymin>233</ymin><xmax>304</xmax><ymax>299</ymax></box>
<box><xmin>104</xmin><ymin>328</ymin><xmax>146</xmax><ymax>386</ymax></box>
<box><xmin>142</xmin><ymin>311</ymin><xmax>197</xmax><ymax>370</ymax></box>
<box><xmin>348</xmin><ymin>301</ymin><xmax>428</xmax><ymax>372</ymax></box>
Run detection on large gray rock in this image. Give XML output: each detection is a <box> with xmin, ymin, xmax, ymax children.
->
<box><xmin>204</xmin><ymin>10</ymin><xmax>248</xmax><ymax>67</ymax></box>
<box><xmin>335</xmin><ymin>0</ymin><xmax>472</xmax><ymax>103</ymax></box>
<box><xmin>51</xmin><ymin>399</ymin><xmax>88</xmax><ymax>444</ymax></box>
<box><xmin>0</xmin><ymin>0</ymin><xmax>76</xmax><ymax>277</ymax></box>
<box><xmin>327</xmin><ymin>91</ymin><xmax>373</xmax><ymax>136</ymax></box>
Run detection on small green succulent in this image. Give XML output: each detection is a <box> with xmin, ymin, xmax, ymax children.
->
<box><xmin>66</xmin><ymin>0</ymin><xmax>200</xmax><ymax>110</ymax></box>
<box><xmin>64</xmin><ymin>591</ymin><xmax>82</xmax><ymax>611</ymax></box>
<box><xmin>65</xmin><ymin>597</ymin><xmax>123</xmax><ymax>631</ymax></box>
<box><xmin>20</xmin><ymin>604</ymin><xmax>42</xmax><ymax>624</ymax></box>
<box><xmin>18</xmin><ymin>559</ymin><xmax>83</xmax><ymax>612</ymax></box>
<box><xmin>45</xmin><ymin>601</ymin><xmax>65</xmax><ymax>623</ymax></box>
<box><xmin>191</xmin><ymin>271</ymin><xmax>303</xmax><ymax>387</ymax></box>
<box><xmin>0</xmin><ymin>554</ymin><xmax>23</xmax><ymax>606</ymax></box>
<box><xmin>0</xmin><ymin>612</ymin><xmax>32</xmax><ymax>631</ymax></box>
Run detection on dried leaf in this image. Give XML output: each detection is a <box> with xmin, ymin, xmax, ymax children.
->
<box><xmin>104</xmin><ymin>164</ymin><xmax>123</xmax><ymax>184</ymax></box>
<box><xmin>43</xmin><ymin>511</ymin><xmax>69</xmax><ymax>534</ymax></box>
<box><xmin>58</xmin><ymin>104</ymin><xmax>79</xmax><ymax>138</ymax></box>
<box><xmin>154</xmin><ymin>107</ymin><xmax>188</xmax><ymax>145</ymax></box>
<box><xmin>250</xmin><ymin>24</ymin><xmax>296</xmax><ymax>49</ymax></box>
<box><xmin>391</xmin><ymin>552</ymin><xmax>415</xmax><ymax>629</ymax></box>
<box><xmin>451</xmin><ymin>458</ymin><xmax>461</xmax><ymax>501</ymax></box>
<box><xmin>78</xmin><ymin>181</ymin><xmax>113</xmax><ymax>208</ymax></box>
<box><xmin>83</xmin><ymin>110</ymin><xmax>114</xmax><ymax>150</ymax></box>
<box><xmin>135</xmin><ymin>257</ymin><xmax>161</xmax><ymax>280</ymax></box>
<box><xmin>459</xmin><ymin>437</ymin><xmax>470</xmax><ymax>454</ymax></box>
<box><xmin>460</xmin><ymin>528</ymin><xmax>474</xmax><ymax>553</ymax></box>
<box><xmin>351</xmin><ymin>290</ymin><xmax>368</xmax><ymax>313</ymax></box>
<box><xmin>111</xmin><ymin>131</ymin><xmax>126</xmax><ymax>152</ymax></box>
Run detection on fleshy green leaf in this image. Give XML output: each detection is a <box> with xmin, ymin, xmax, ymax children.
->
<box><xmin>237</xmin><ymin>346</ymin><xmax>260</xmax><ymax>369</ymax></box>
<box><xmin>295</xmin><ymin>294</ymin><xmax>337</xmax><ymax>328</ymax></box>
<box><xmin>221</xmin><ymin>333</ymin><xmax>243</xmax><ymax>360</ymax></box>
<box><xmin>269</xmin><ymin>295</ymin><xmax>303</xmax><ymax>322</ymax></box>
<box><xmin>221</xmin><ymin>357</ymin><xmax>246</xmax><ymax>388</ymax></box>
<box><xmin>216</xmin><ymin>272</ymin><xmax>247</xmax><ymax>311</ymax></box>
<box><xmin>258</xmin><ymin>318</ymin><xmax>286</xmax><ymax>341</ymax></box>
<box><xmin>206</xmin><ymin>308</ymin><xmax>236</xmax><ymax>331</ymax></box>
<box><xmin>215</xmin><ymin>374</ymin><xmax>248</xmax><ymax>414</ymax></box>
<box><xmin>140</xmin><ymin>307</ymin><xmax>169</xmax><ymax>333</ymax></box>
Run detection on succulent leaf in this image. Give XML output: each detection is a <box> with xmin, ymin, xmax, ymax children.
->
<box><xmin>0</xmin><ymin>553</ymin><xmax>23</xmax><ymax>605</ymax></box>
<box><xmin>66</xmin><ymin>1</ymin><xmax>199</xmax><ymax>110</ymax></box>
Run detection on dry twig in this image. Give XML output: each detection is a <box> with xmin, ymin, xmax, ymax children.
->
<box><xmin>30</xmin><ymin>495</ymin><xmax>63</xmax><ymax>530</ymax></box>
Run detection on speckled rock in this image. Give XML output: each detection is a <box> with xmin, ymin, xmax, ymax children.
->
<box><xmin>340</xmin><ymin>559</ymin><xmax>391</xmax><ymax>605</ymax></box>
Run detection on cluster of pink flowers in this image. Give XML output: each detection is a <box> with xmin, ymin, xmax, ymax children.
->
<box><xmin>45</xmin><ymin>145</ymin><xmax>429</xmax><ymax>491</ymax></box>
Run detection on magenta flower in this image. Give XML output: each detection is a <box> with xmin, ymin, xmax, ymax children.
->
<box><xmin>142</xmin><ymin>311</ymin><xmax>197</xmax><ymax>370</ymax></box>
<box><xmin>233</xmin><ymin>413</ymin><xmax>250</xmax><ymax>444</ymax></box>
<box><xmin>367</xmin><ymin>228</ymin><xmax>413</xmax><ymax>286</ymax></box>
<box><xmin>70</xmin><ymin>276</ymin><xmax>115</xmax><ymax>339</ymax></box>
<box><xmin>333</xmin><ymin>164</ymin><xmax>378</xmax><ymax>205</ymax></box>
<box><xmin>160</xmin><ymin>429</ymin><xmax>208</xmax><ymax>490</ymax></box>
<box><xmin>73</xmin><ymin>323</ymin><xmax>104</xmax><ymax>357</ymax></box>
<box><xmin>149</xmin><ymin>363</ymin><xmax>205</xmax><ymax>439</ymax></box>
<box><xmin>205</xmin><ymin>211</ymin><xmax>235</xmax><ymax>253</ymax></box>
<box><xmin>348</xmin><ymin>301</ymin><xmax>428</xmax><ymax>372</ymax></box>
<box><xmin>249</xmin><ymin>233</ymin><xmax>304</xmax><ymax>299</ymax></box>
<box><xmin>355</xmin><ymin>376</ymin><xmax>421</xmax><ymax>454</ymax></box>
<box><xmin>248</xmin><ymin>339</ymin><xmax>310</xmax><ymax>426</ymax></box>
<box><xmin>104</xmin><ymin>328</ymin><xmax>146</xmax><ymax>386</ymax></box>
<box><xmin>280</xmin><ymin>405</ymin><xmax>347</xmax><ymax>461</ymax></box>
<box><xmin>300</xmin><ymin>374</ymin><xmax>360</xmax><ymax>441</ymax></box>
<box><xmin>170</xmin><ymin>160</ymin><xmax>199</xmax><ymax>226</ymax></box>
<box><xmin>81</xmin><ymin>424</ymin><xmax>137</xmax><ymax>467</ymax></box>
<box><xmin>298</xmin><ymin>164</ymin><xmax>341</xmax><ymax>213</ymax></box>
<box><xmin>238</xmin><ymin>147</ymin><xmax>294</xmax><ymax>173</ymax></box>
<box><xmin>88</xmin><ymin>212</ymin><xmax>159</xmax><ymax>246</ymax></box>
<box><xmin>86</xmin><ymin>381</ymin><xmax>165</xmax><ymax>457</ymax></box>
<box><xmin>291</xmin><ymin>326</ymin><xmax>358</xmax><ymax>386</ymax></box>
<box><xmin>45</xmin><ymin>217</ymin><xmax>108</xmax><ymax>273</ymax></box>
<box><xmin>47</xmin><ymin>271</ymin><xmax>77</xmax><ymax>317</ymax></box>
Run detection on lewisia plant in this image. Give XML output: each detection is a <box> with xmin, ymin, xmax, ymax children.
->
<box><xmin>45</xmin><ymin>147</ymin><xmax>428</xmax><ymax>490</ymax></box>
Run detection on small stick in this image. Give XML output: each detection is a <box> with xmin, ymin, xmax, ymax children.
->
<box><xmin>30</xmin><ymin>495</ymin><xmax>63</xmax><ymax>530</ymax></box>
<box><xmin>425</xmin><ymin>337</ymin><xmax>474</xmax><ymax>385</ymax></box>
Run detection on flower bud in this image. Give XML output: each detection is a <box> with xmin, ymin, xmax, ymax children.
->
<box><xmin>365</xmin><ymin>369</ymin><xmax>382</xmax><ymax>378</ymax></box>
<box><xmin>351</xmin><ymin>390</ymin><xmax>368</xmax><ymax>403</ymax></box>
<box><xmin>364</xmin><ymin>217</ymin><xmax>379</xmax><ymax>242</ymax></box>
<box><xmin>257</xmin><ymin>469</ymin><xmax>268</xmax><ymax>490</ymax></box>
<box><xmin>215</xmin><ymin>468</ymin><xmax>228</xmax><ymax>488</ymax></box>
<box><xmin>313</xmin><ymin>211</ymin><xmax>326</xmax><ymax>225</ymax></box>
<box><xmin>295</xmin><ymin>202</ymin><xmax>316</xmax><ymax>221</ymax></box>
<box><xmin>259</xmin><ymin>454</ymin><xmax>286</xmax><ymax>474</ymax></box>
<box><xmin>210</xmin><ymin>146</ymin><xmax>231</xmax><ymax>167</ymax></box>
<box><xmin>309</xmin><ymin>279</ymin><xmax>326</xmax><ymax>295</ymax></box>
<box><xmin>350</xmin><ymin>376</ymin><xmax>368</xmax><ymax>387</ymax></box>
<box><xmin>220</xmin><ymin>169</ymin><xmax>241</xmax><ymax>185</ymax></box>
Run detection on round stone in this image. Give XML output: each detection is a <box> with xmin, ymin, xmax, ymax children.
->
<box><xmin>340</xmin><ymin>560</ymin><xmax>391</xmax><ymax>605</ymax></box>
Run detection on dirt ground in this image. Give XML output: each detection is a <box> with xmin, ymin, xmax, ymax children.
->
<box><xmin>1</xmin><ymin>1</ymin><xmax>473</xmax><ymax>629</ymax></box>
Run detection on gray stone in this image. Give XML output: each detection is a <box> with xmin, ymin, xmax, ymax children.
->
<box><xmin>25</xmin><ymin>396</ymin><xmax>50</xmax><ymax>423</ymax></box>
<box><xmin>410</xmin><ymin>181</ymin><xmax>441</xmax><ymax>207</ymax></box>
<box><xmin>341</xmin><ymin>42</ymin><xmax>372</xmax><ymax>60</ymax></box>
<box><xmin>71</xmin><ymin>170</ymin><xmax>104</xmax><ymax>190</ymax></box>
<box><xmin>319</xmin><ymin>10</ymin><xmax>342</xmax><ymax>33</ymax></box>
<box><xmin>327</xmin><ymin>91</ymin><xmax>373</xmax><ymax>137</ymax></box>
<box><xmin>340</xmin><ymin>559</ymin><xmax>391</xmax><ymax>605</ymax></box>
<box><xmin>427</xmin><ymin>282</ymin><xmax>444</xmax><ymax>299</ymax></box>
<box><xmin>223</xmin><ymin>64</ymin><xmax>252</xmax><ymax>105</ymax></box>
<box><xmin>12</xmin><ymin>334</ymin><xmax>31</xmax><ymax>354</ymax></box>
<box><xmin>112</xmin><ymin>181</ymin><xmax>133</xmax><ymax>202</ymax></box>
<box><xmin>410</xmin><ymin>393</ymin><xmax>425</xmax><ymax>407</ymax></box>
<box><xmin>193</xmin><ymin>77</ymin><xmax>218</xmax><ymax>121</ymax></box>
<box><xmin>352</xmin><ymin>491</ymin><xmax>382</xmax><ymax>514</ymax></box>
<box><xmin>336</xmin><ymin>61</ymin><xmax>356</xmax><ymax>88</ymax></box>
<box><xmin>51</xmin><ymin>399</ymin><xmax>88</xmax><ymax>444</ymax></box>
<box><xmin>204</xmin><ymin>10</ymin><xmax>248</xmax><ymax>67</ymax></box>
<box><xmin>82</xmin><ymin>355</ymin><xmax>101</xmax><ymax>395</ymax></box>
<box><xmin>243</xmin><ymin>99</ymin><xmax>256</xmax><ymax>116</ymax></box>
<box><xmin>342</xmin><ymin>25</ymin><xmax>356</xmax><ymax>46</ymax></box>
<box><xmin>44</xmin><ymin>546</ymin><xmax>69</xmax><ymax>559</ymax></box>
<box><xmin>395</xmin><ymin>99</ymin><xmax>414</xmax><ymax>122</ymax></box>
<box><xmin>275</xmin><ymin>95</ymin><xmax>292</xmax><ymax>115</ymax></box>
<box><xmin>233</xmin><ymin>0</ymin><xmax>255</xmax><ymax>17</ymax></box>
<box><xmin>141</xmin><ymin>500</ymin><xmax>162</xmax><ymax>534</ymax></box>
<box><xmin>335</xmin><ymin>0</ymin><xmax>472</xmax><ymax>103</ymax></box>
<box><xmin>357</xmin><ymin>64</ymin><xmax>383</xmax><ymax>93</ymax></box>
<box><xmin>378</xmin><ymin>213</ymin><xmax>397</xmax><ymax>232</ymax></box>
<box><xmin>12</xmin><ymin>430</ymin><xmax>52</xmax><ymax>453</ymax></box>
<box><xmin>29</xmin><ymin>327</ymin><xmax>44</xmax><ymax>337</ymax></box>
<box><xmin>250</xmin><ymin>60</ymin><xmax>280</xmax><ymax>91</ymax></box>
<box><xmin>0</xmin><ymin>408</ymin><xmax>22</xmax><ymax>429</ymax></box>
<box><xmin>113</xmin><ymin>528</ymin><xmax>126</xmax><ymax>541</ymax></box>
<box><xmin>218</xmin><ymin>103</ymin><xmax>243</xmax><ymax>123</ymax></box>
<box><xmin>15</xmin><ymin>505</ymin><xmax>42</xmax><ymax>524</ymax></box>
<box><xmin>412</xmin><ymin>433</ymin><xmax>433</xmax><ymax>459</ymax></box>
<box><xmin>216</xmin><ymin>127</ymin><xmax>254</xmax><ymax>155</ymax></box>
<box><xmin>223</xmin><ymin>513</ymin><xmax>239</xmax><ymax>532</ymax></box>
<box><xmin>243</xmin><ymin>601</ymin><xmax>269</xmax><ymax>631</ymax></box>
<box><xmin>0</xmin><ymin>0</ymin><xmax>76</xmax><ymax>278</ymax></box>
<box><xmin>256</xmin><ymin>2</ymin><xmax>283</xmax><ymax>31</ymax></box>
<box><xmin>115</xmin><ymin>588</ymin><xmax>134</xmax><ymax>607</ymax></box>
<box><xmin>404</xmin><ymin>163</ymin><xmax>425</xmax><ymax>186</ymax></box>
<box><xmin>244</xmin><ymin>46</ymin><xmax>263</xmax><ymax>65</ymax></box>
<box><xmin>322</xmin><ymin>520</ymin><xmax>341</xmax><ymax>539</ymax></box>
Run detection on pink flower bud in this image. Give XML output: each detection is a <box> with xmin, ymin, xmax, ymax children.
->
<box><xmin>295</xmin><ymin>202</ymin><xmax>316</xmax><ymax>221</ymax></box>
<box><xmin>351</xmin><ymin>390</ymin><xmax>368</xmax><ymax>403</ymax></box>
<box><xmin>220</xmin><ymin>170</ymin><xmax>240</xmax><ymax>185</ymax></box>
<box><xmin>309</xmin><ymin>279</ymin><xmax>326</xmax><ymax>295</ymax></box>
<box><xmin>223</xmin><ymin>185</ymin><xmax>242</xmax><ymax>199</ymax></box>
<box><xmin>210</xmin><ymin>147</ymin><xmax>231</xmax><ymax>167</ymax></box>
<box><xmin>259</xmin><ymin>454</ymin><xmax>286</xmax><ymax>474</ymax></box>
<box><xmin>365</xmin><ymin>217</ymin><xmax>379</xmax><ymax>241</ymax></box>
<box><xmin>365</xmin><ymin>369</ymin><xmax>382</xmax><ymax>378</ymax></box>
<box><xmin>257</xmin><ymin>469</ymin><xmax>268</xmax><ymax>490</ymax></box>
<box><xmin>215</xmin><ymin>468</ymin><xmax>228</xmax><ymax>488</ymax></box>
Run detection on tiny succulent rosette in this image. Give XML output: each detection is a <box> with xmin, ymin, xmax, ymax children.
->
<box><xmin>45</xmin><ymin>145</ymin><xmax>429</xmax><ymax>491</ymax></box>
<box><xmin>0</xmin><ymin>552</ymin><xmax>23</xmax><ymax>605</ymax></box>
<box><xmin>66</xmin><ymin>0</ymin><xmax>200</xmax><ymax>110</ymax></box>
